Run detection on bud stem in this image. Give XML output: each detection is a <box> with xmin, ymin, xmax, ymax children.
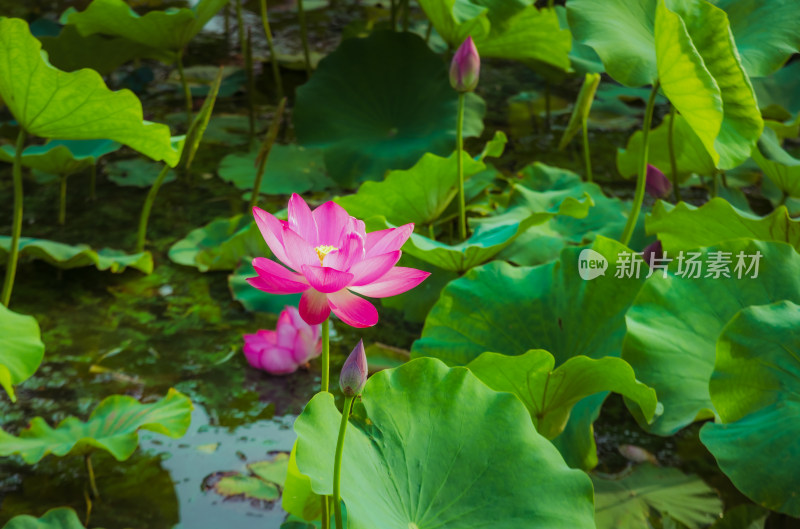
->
<box><xmin>620</xmin><ymin>80</ymin><xmax>660</xmax><ymax>247</ymax></box>
<box><xmin>333</xmin><ymin>395</ymin><xmax>355</xmax><ymax>529</ymax></box>
<box><xmin>456</xmin><ymin>92</ymin><xmax>467</xmax><ymax>241</ymax></box>
<box><xmin>321</xmin><ymin>318</ymin><xmax>330</xmax><ymax>393</ymax></box>
<box><xmin>581</xmin><ymin>116</ymin><xmax>592</xmax><ymax>183</ymax></box>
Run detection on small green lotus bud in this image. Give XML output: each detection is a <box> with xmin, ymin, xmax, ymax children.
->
<box><xmin>339</xmin><ymin>340</ymin><xmax>368</xmax><ymax>397</ymax></box>
<box><xmin>449</xmin><ymin>36</ymin><xmax>480</xmax><ymax>93</ymax></box>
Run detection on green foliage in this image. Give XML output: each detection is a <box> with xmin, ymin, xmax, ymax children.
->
<box><xmin>0</xmin><ymin>388</ymin><xmax>192</xmax><ymax>463</ymax></box>
<box><xmin>169</xmin><ymin>215</ymin><xmax>269</xmax><ymax>272</ymax></box>
<box><xmin>623</xmin><ymin>240</ymin><xmax>800</xmax><ymax>435</ymax></box>
<box><xmin>64</xmin><ymin>0</ymin><xmax>228</xmax><ymax>54</ymax></box>
<box><xmin>218</xmin><ymin>145</ymin><xmax>332</xmax><ymax>195</ymax></box>
<box><xmin>0</xmin><ymin>140</ymin><xmax>120</xmax><ymax>176</ymax></box>
<box><xmin>0</xmin><ymin>18</ymin><xmax>178</xmax><ymax>166</ymax></box>
<box><xmin>467</xmin><ymin>350</ymin><xmax>658</xmax><ymax>439</ymax></box>
<box><xmin>616</xmin><ymin>113</ymin><xmax>715</xmax><ymax>181</ymax></box>
<box><xmin>751</xmin><ymin>127</ymin><xmax>800</xmax><ymax>198</ymax></box>
<box><xmin>558</xmin><ymin>73</ymin><xmax>601</xmax><ymax>150</ymax></box>
<box><xmin>647</xmin><ymin>198</ymin><xmax>800</xmax><ymax>252</ymax></box>
<box><xmin>229</xmin><ymin>259</ymin><xmax>300</xmax><ymax>314</ymax></box>
<box><xmin>106</xmin><ymin>158</ymin><xmax>177</xmax><ymax>188</ymax></box>
<box><xmin>295</xmin><ymin>358</ymin><xmax>595</xmax><ymax>529</ymax></box>
<box><xmin>293</xmin><ymin>31</ymin><xmax>485</xmax><ymax>186</ymax></box>
<box><xmin>592</xmin><ymin>464</ymin><xmax>722</xmax><ymax>529</ymax></box>
<box><xmin>700</xmin><ymin>301</ymin><xmax>800</xmax><ymax>516</ymax></box>
<box><xmin>0</xmin><ymin>237</ymin><xmax>153</xmax><ymax>274</ymax></box>
<box><xmin>2</xmin><ymin>508</ymin><xmax>94</xmax><ymax>529</ymax></box>
<box><xmin>0</xmin><ymin>305</ymin><xmax>44</xmax><ymax>403</ymax></box>
<box><xmin>418</xmin><ymin>1</ymin><xmax>571</xmax><ymax>72</ymax></box>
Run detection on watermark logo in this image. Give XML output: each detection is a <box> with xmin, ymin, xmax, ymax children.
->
<box><xmin>578</xmin><ymin>249</ymin><xmax>608</xmax><ymax>280</ymax></box>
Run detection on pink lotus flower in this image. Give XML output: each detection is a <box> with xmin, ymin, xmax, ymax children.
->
<box><xmin>243</xmin><ymin>306</ymin><xmax>322</xmax><ymax>375</ymax></box>
<box><xmin>248</xmin><ymin>194</ymin><xmax>430</xmax><ymax>328</ymax></box>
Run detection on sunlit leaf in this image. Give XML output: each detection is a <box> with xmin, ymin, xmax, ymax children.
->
<box><xmin>0</xmin><ymin>305</ymin><xmax>44</xmax><ymax>403</ymax></box>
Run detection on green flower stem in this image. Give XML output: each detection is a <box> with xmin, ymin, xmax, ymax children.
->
<box><xmin>249</xmin><ymin>97</ymin><xmax>286</xmax><ymax>210</ymax></box>
<box><xmin>85</xmin><ymin>454</ymin><xmax>100</xmax><ymax>499</ymax></box>
<box><xmin>59</xmin><ymin>175</ymin><xmax>67</xmax><ymax>225</ymax></box>
<box><xmin>135</xmin><ymin>164</ymin><xmax>171</xmax><ymax>253</ymax></box>
<box><xmin>1</xmin><ymin>128</ymin><xmax>26</xmax><ymax>307</ymax></box>
<box><xmin>390</xmin><ymin>0</ymin><xmax>397</xmax><ymax>30</ymax></box>
<box><xmin>297</xmin><ymin>0</ymin><xmax>312</xmax><ymax>77</ymax></box>
<box><xmin>333</xmin><ymin>395</ymin><xmax>355</xmax><ymax>529</ymax></box>
<box><xmin>90</xmin><ymin>163</ymin><xmax>97</xmax><ymax>201</ymax></box>
<box><xmin>581</xmin><ymin>116</ymin><xmax>592</xmax><ymax>183</ymax></box>
<box><xmin>259</xmin><ymin>0</ymin><xmax>284</xmax><ymax>101</ymax></box>
<box><xmin>321</xmin><ymin>318</ymin><xmax>330</xmax><ymax>392</ymax></box>
<box><xmin>619</xmin><ymin>81</ymin><xmax>660</xmax><ymax>247</ymax></box>
<box><xmin>245</xmin><ymin>27</ymin><xmax>255</xmax><ymax>139</ymax></box>
<box><xmin>668</xmin><ymin>104</ymin><xmax>681</xmax><ymax>202</ymax></box>
<box><xmin>176</xmin><ymin>51</ymin><xmax>192</xmax><ymax>127</ymax></box>
<box><xmin>428</xmin><ymin>223</ymin><xmax>435</xmax><ymax>240</ymax></box>
<box><xmin>321</xmin><ymin>496</ymin><xmax>330</xmax><ymax>529</ymax></box>
<box><xmin>456</xmin><ymin>92</ymin><xmax>467</xmax><ymax>241</ymax></box>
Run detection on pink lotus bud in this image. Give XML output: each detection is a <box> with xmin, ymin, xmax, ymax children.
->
<box><xmin>449</xmin><ymin>36</ymin><xmax>480</xmax><ymax>93</ymax></box>
<box><xmin>645</xmin><ymin>164</ymin><xmax>672</xmax><ymax>199</ymax></box>
<box><xmin>242</xmin><ymin>306</ymin><xmax>322</xmax><ymax>375</ymax></box>
<box><xmin>339</xmin><ymin>340</ymin><xmax>368</xmax><ymax>397</ymax></box>
<box><xmin>642</xmin><ymin>240</ymin><xmax>663</xmax><ymax>266</ymax></box>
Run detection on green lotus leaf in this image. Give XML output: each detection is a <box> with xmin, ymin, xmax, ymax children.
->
<box><xmin>646</xmin><ymin>198</ymin><xmax>800</xmax><ymax>252</ymax></box>
<box><xmin>169</xmin><ymin>215</ymin><xmax>269</xmax><ymax>272</ymax></box>
<box><xmin>218</xmin><ymin>145</ymin><xmax>332</xmax><ymax>195</ymax></box>
<box><xmin>467</xmin><ymin>350</ymin><xmax>658</xmax><ymax>439</ymax></box>
<box><xmin>0</xmin><ymin>139</ymin><xmax>119</xmax><ymax>177</ymax></box>
<box><xmin>751</xmin><ymin>126</ymin><xmax>800</xmax><ymax>197</ymax></box>
<box><xmin>249</xmin><ymin>452</ymin><xmax>290</xmax><ymax>486</ymax></box>
<box><xmin>39</xmin><ymin>24</ymin><xmax>170</xmax><ymax>75</ymax></box>
<box><xmin>293</xmin><ymin>31</ymin><xmax>485</xmax><ymax>186</ymax></box>
<box><xmin>616</xmin><ymin>112</ymin><xmax>715</xmax><ymax>181</ymax></box>
<box><xmin>716</xmin><ymin>0</ymin><xmax>800</xmax><ymax>78</ymax></box>
<box><xmin>622</xmin><ymin>240</ymin><xmax>800</xmax><ymax>435</ymax></box>
<box><xmin>700</xmin><ymin>301</ymin><xmax>800</xmax><ymax>516</ymax></box>
<box><xmin>334</xmin><ymin>151</ymin><xmax>488</xmax><ymax>228</ymax></box>
<box><xmin>655</xmin><ymin>0</ymin><xmax>762</xmax><ymax>170</ymax></box>
<box><xmin>567</xmin><ymin>0</ymin><xmax>657</xmax><ymax>87</ymax></box>
<box><xmin>0</xmin><ymin>237</ymin><xmax>153</xmax><ymax>274</ymax></box>
<box><xmin>295</xmin><ymin>358</ymin><xmax>595</xmax><ymax>529</ymax></box>
<box><xmin>593</xmin><ymin>464</ymin><xmax>722</xmax><ymax>529</ymax></box>
<box><xmin>0</xmin><ymin>18</ymin><xmax>178</xmax><ymax>166</ymax></box>
<box><xmin>413</xmin><ymin>237</ymin><xmax>646</xmax><ymax>468</ymax></box>
<box><xmin>282</xmin><ymin>442</ymin><xmax>322</xmax><ymax>522</ymax></box>
<box><xmin>752</xmin><ymin>61</ymin><xmax>800</xmax><ymax>118</ymax></box>
<box><xmin>213</xmin><ymin>475</ymin><xmax>279</xmax><ymax>502</ymax></box>
<box><xmin>417</xmin><ymin>1</ymin><xmax>570</xmax><ymax>71</ymax></box>
<box><xmin>394</xmin><ymin>190</ymin><xmax>590</xmax><ymax>272</ymax></box>
<box><xmin>0</xmin><ymin>388</ymin><xmax>192</xmax><ymax>463</ymax></box>
<box><xmin>558</xmin><ymin>73</ymin><xmax>601</xmax><ymax>150</ymax></box>
<box><xmin>106</xmin><ymin>158</ymin><xmax>177</xmax><ymax>188</ymax></box>
<box><xmin>554</xmin><ymin>5</ymin><xmax>604</xmax><ymax>75</ymax></box>
<box><xmin>229</xmin><ymin>259</ymin><xmax>300</xmax><ymax>314</ymax></box>
<box><xmin>709</xmin><ymin>505</ymin><xmax>768</xmax><ymax>529</ymax></box>
<box><xmin>65</xmin><ymin>0</ymin><xmax>228</xmax><ymax>54</ymax></box>
<box><xmin>0</xmin><ymin>305</ymin><xmax>44</xmax><ymax>403</ymax></box>
<box><xmin>378</xmin><ymin>253</ymin><xmax>458</xmax><ymax>323</ymax></box>
<box><xmin>2</xmin><ymin>508</ymin><xmax>96</xmax><ymax>529</ymax></box>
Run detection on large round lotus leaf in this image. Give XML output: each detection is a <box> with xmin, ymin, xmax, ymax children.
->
<box><xmin>0</xmin><ymin>236</ymin><xmax>153</xmax><ymax>274</ymax></box>
<box><xmin>567</xmin><ymin>0</ymin><xmax>658</xmax><ymax>87</ymax></box>
<box><xmin>293</xmin><ymin>31</ymin><xmax>485</xmax><ymax>186</ymax></box>
<box><xmin>646</xmin><ymin>198</ymin><xmax>800</xmax><ymax>253</ymax></box>
<box><xmin>616</xmin><ymin>113</ymin><xmax>715</xmax><ymax>182</ymax></box>
<box><xmin>0</xmin><ymin>18</ymin><xmax>178</xmax><ymax>166</ymax></box>
<box><xmin>217</xmin><ymin>144</ymin><xmax>332</xmax><ymax>195</ymax></box>
<box><xmin>467</xmin><ymin>350</ymin><xmax>658</xmax><ymax>439</ymax></box>
<box><xmin>0</xmin><ymin>140</ymin><xmax>120</xmax><ymax>175</ymax></box>
<box><xmin>295</xmin><ymin>358</ymin><xmax>595</xmax><ymax>529</ymax></box>
<box><xmin>0</xmin><ymin>305</ymin><xmax>44</xmax><ymax>403</ymax></box>
<box><xmin>592</xmin><ymin>464</ymin><xmax>722</xmax><ymax>529</ymax></box>
<box><xmin>715</xmin><ymin>0</ymin><xmax>800</xmax><ymax>78</ymax></box>
<box><xmin>655</xmin><ymin>0</ymin><xmax>762</xmax><ymax>171</ymax></box>
<box><xmin>2</xmin><ymin>508</ymin><xmax>97</xmax><ymax>529</ymax></box>
<box><xmin>65</xmin><ymin>0</ymin><xmax>228</xmax><ymax>53</ymax></box>
<box><xmin>700</xmin><ymin>301</ymin><xmax>800</xmax><ymax>516</ymax></box>
<box><xmin>623</xmin><ymin>240</ymin><xmax>800</xmax><ymax>435</ymax></box>
<box><xmin>412</xmin><ymin>236</ymin><xmax>645</xmax><ymax>366</ymax></box>
<box><xmin>0</xmin><ymin>388</ymin><xmax>192</xmax><ymax>463</ymax></box>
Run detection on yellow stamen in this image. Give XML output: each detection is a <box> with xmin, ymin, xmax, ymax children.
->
<box><xmin>315</xmin><ymin>245</ymin><xmax>338</xmax><ymax>265</ymax></box>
